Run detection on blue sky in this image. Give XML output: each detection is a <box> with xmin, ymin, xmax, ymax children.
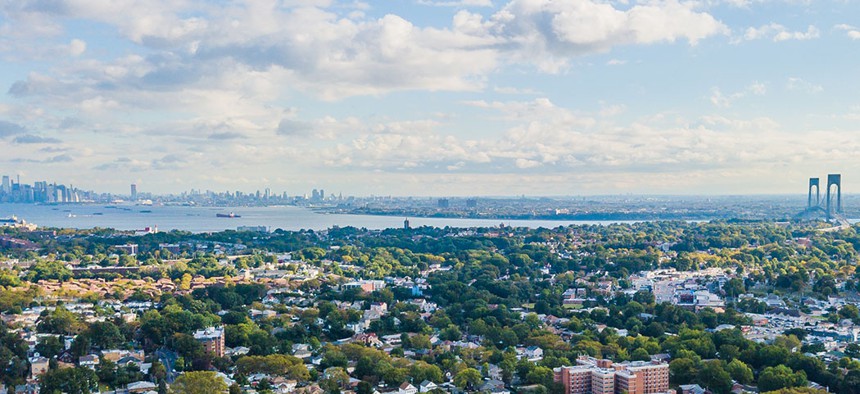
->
<box><xmin>0</xmin><ymin>0</ymin><xmax>858</xmax><ymax>196</ymax></box>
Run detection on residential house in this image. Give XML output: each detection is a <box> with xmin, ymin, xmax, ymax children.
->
<box><xmin>271</xmin><ymin>378</ymin><xmax>298</xmax><ymax>393</ymax></box>
<box><xmin>517</xmin><ymin>346</ymin><xmax>544</xmax><ymax>362</ymax></box>
<box><xmin>29</xmin><ymin>357</ymin><xmax>49</xmax><ymax>378</ymax></box>
<box><xmin>79</xmin><ymin>354</ymin><xmax>100</xmax><ymax>369</ymax></box>
<box><xmin>117</xmin><ymin>356</ymin><xmax>152</xmax><ymax>375</ymax></box>
<box><xmin>398</xmin><ymin>383</ymin><xmax>418</xmax><ymax>394</ymax></box>
<box><xmin>418</xmin><ymin>380</ymin><xmax>438</xmax><ymax>393</ymax></box>
<box><xmin>292</xmin><ymin>344</ymin><xmax>313</xmax><ymax>359</ymax></box>
<box><xmin>127</xmin><ymin>381</ymin><xmax>158</xmax><ymax>393</ymax></box>
<box><xmin>679</xmin><ymin>384</ymin><xmax>706</xmax><ymax>394</ymax></box>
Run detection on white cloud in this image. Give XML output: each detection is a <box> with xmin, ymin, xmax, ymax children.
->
<box><xmin>709</xmin><ymin>82</ymin><xmax>766</xmax><ymax>107</ymax></box>
<box><xmin>465</xmin><ymin>97</ymin><xmax>597</xmax><ymax>128</ymax></box>
<box><xmin>740</xmin><ymin>23</ymin><xmax>819</xmax><ymax>42</ymax></box>
<box><xmin>493</xmin><ymin>86</ymin><xmax>540</xmax><ymax>95</ymax></box>
<box><xmin>835</xmin><ymin>23</ymin><xmax>860</xmax><ymax>40</ymax></box>
<box><xmin>599</xmin><ymin>103</ymin><xmax>626</xmax><ymax>117</ymax></box>
<box><xmin>473</xmin><ymin>0</ymin><xmax>726</xmax><ymax>72</ymax></box>
<box><xmin>418</xmin><ymin>0</ymin><xmax>494</xmax><ymax>6</ymax></box>
<box><xmin>515</xmin><ymin>158</ymin><xmax>541</xmax><ymax>168</ymax></box>
<box><xmin>748</xmin><ymin>82</ymin><xmax>766</xmax><ymax>95</ymax></box>
<box><xmin>786</xmin><ymin>77</ymin><xmax>823</xmax><ymax>93</ymax></box>
<box><xmin>0</xmin><ymin>0</ymin><xmax>728</xmax><ymax>102</ymax></box>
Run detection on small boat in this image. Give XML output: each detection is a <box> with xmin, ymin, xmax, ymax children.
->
<box><xmin>216</xmin><ymin>212</ymin><xmax>241</xmax><ymax>218</ymax></box>
<box><xmin>93</xmin><ymin>212</ymin><xmax>103</xmax><ymax>215</ymax></box>
<box><xmin>140</xmin><ymin>210</ymin><xmax>152</xmax><ymax>213</ymax></box>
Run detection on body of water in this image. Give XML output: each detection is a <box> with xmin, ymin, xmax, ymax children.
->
<box><xmin>0</xmin><ymin>203</ymin><xmax>637</xmax><ymax>233</ymax></box>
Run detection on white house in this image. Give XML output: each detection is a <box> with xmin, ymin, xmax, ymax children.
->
<box><xmin>419</xmin><ymin>380</ymin><xmax>438</xmax><ymax>393</ymax></box>
<box><xmin>399</xmin><ymin>382</ymin><xmax>418</xmax><ymax>394</ymax></box>
<box><xmin>516</xmin><ymin>346</ymin><xmax>544</xmax><ymax>362</ymax></box>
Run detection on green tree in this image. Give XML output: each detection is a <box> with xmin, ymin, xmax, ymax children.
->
<box><xmin>726</xmin><ymin>359</ymin><xmax>753</xmax><ymax>385</ymax></box>
<box><xmin>35</xmin><ymin>336</ymin><xmax>63</xmax><ymax>359</ymax></box>
<box><xmin>454</xmin><ymin>368</ymin><xmax>483</xmax><ymax>390</ymax></box>
<box><xmin>440</xmin><ymin>325</ymin><xmax>462</xmax><ymax>341</ymax></box>
<box><xmin>37</xmin><ymin>307</ymin><xmax>85</xmax><ymax>335</ymax></box>
<box><xmin>718</xmin><ymin>344</ymin><xmax>740</xmax><ymax>361</ymax></box>
<box><xmin>320</xmin><ymin>367</ymin><xmax>350</xmax><ymax>394</ymax></box>
<box><xmin>840</xmin><ymin>369</ymin><xmax>860</xmax><ymax>394</ymax></box>
<box><xmin>631</xmin><ymin>348</ymin><xmax>651</xmax><ymax>361</ymax></box>
<box><xmin>149</xmin><ymin>361</ymin><xmax>168</xmax><ymax>382</ymax></box>
<box><xmin>357</xmin><ymin>381</ymin><xmax>374</xmax><ymax>394</ymax></box>
<box><xmin>697</xmin><ymin>360</ymin><xmax>732</xmax><ymax>394</ymax></box>
<box><xmin>758</xmin><ymin>365</ymin><xmax>807</xmax><ymax>392</ymax></box>
<box><xmin>85</xmin><ymin>321</ymin><xmax>126</xmax><ymax>350</ymax></box>
<box><xmin>669</xmin><ymin>358</ymin><xmax>698</xmax><ymax>384</ymax></box>
<box><xmin>70</xmin><ymin>335</ymin><xmax>91</xmax><ymax>358</ymax></box>
<box><xmin>723</xmin><ymin>278</ymin><xmax>745</xmax><ymax>299</ymax></box>
<box><xmin>526</xmin><ymin>366</ymin><xmax>555</xmax><ymax>388</ymax></box>
<box><xmin>839</xmin><ymin>305</ymin><xmax>860</xmax><ymax>320</ymax></box>
<box><xmin>409</xmin><ymin>361</ymin><xmax>443</xmax><ymax>383</ymax></box>
<box><xmin>410</xmin><ymin>334</ymin><xmax>432</xmax><ymax>350</ymax></box>
<box><xmin>97</xmin><ymin>358</ymin><xmax>118</xmax><ymax>388</ymax></box>
<box><xmin>773</xmin><ymin>335</ymin><xmax>801</xmax><ymax>352</ymax></box>
<box><xmin>27</xmin><ymin>260</ymin><xmax>73</xmax><ymax>282</ymax></box>
<box><xmin>39</xmin><ymin>367</ymin><xmax>98</xmax><ymax>394</ymax></box>
<box><xmin>170</xmin><ymin>371</ymin><xmax>228</xmax><ymax>394</ymax></box>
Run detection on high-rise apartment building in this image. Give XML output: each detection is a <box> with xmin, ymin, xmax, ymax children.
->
<box><xmin>554</xmin><ymin>356</ymin><xmax>671</xmax><ymax>394</ymax></box>
<box><xmin>193</xmin><ymin>326</ymin><xmax>225</xmax><ymax>357</ymax></box>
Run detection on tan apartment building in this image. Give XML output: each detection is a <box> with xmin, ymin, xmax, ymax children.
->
<box><xmin>194</xmin><ymin>326</ymin><xmax>225</xmax><ymax>358</ymax></box>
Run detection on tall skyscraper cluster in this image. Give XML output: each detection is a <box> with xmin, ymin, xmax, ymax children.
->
<box><xmin>0</xmin><ymin>175</ymin><xmax>86</xmax><ymax>203</ymax></box>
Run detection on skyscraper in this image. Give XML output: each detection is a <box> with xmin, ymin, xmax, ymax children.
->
<box><xmin>130</xmin><ymin>184</ymin><xmax>138</xmax><ymax>200</ymax></box>
<box><xmin>1</xmin><ymin>176</ymin><xmax>9</xmax><ymax>194</ymax></box>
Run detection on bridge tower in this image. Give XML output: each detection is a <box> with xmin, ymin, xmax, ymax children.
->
<box><xmin>808</xmin><ymin>178</ymin><xmax>820</xmax><ymax>208</ymax></box>
<box><xmin>826</xmin><ymin>174</ymin><xmax>842</xmax><ymax>219</ymax></box>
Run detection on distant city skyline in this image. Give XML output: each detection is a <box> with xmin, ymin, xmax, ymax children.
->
<box><xmin>1</xmin><ymin>1</ymin><xmax>859</xmax><ymax>195</ymax></box>
<box><xmin>0</xmin><ymin>172</ymin><xmax>855</xmax><ymax>199</ymax></box>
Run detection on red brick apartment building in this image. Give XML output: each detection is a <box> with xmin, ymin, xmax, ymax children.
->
<box><xmin>554</xmin><ymin>356</ymin><xmax>672</xmax><ymax>394</ymax></box>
